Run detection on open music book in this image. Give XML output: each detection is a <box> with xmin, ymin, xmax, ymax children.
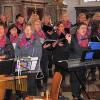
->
<box><xmin>44</xmin><ymin>39</ymin><xmax>56</xmax><ymax>44</ymax></box>
<box><xmin>31</xmin><ymin>57</ymin><xmax>38</xmax><ymax>70</ymax></box>
<box><xmin>44</xmin><ymin>38</ymin><xmax>66</xmax><ymax>44</ymax></box>
<box><xmin>16</xmin><ymin>57</ymin><xmax>39</xmax><ymax>71</ymax></box>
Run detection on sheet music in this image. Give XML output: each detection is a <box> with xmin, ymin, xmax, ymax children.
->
<box><xmin>31</xmin><ymin>57</ymin><xmax>38</xmax><ymax>70</ymax></box>
<box><xmin>12</xmin><ymin>43</ymin><xmax>16</xmax><ymax>49</ymax></box>
<box><xmin>31</xmin><ymin>61</ymin><xmax>37</xmax><ymax>70</ymax></box>
<box><xmin>31</xmin><ymin>57</ymin><xmax>38</xmax><ymax>61</ymax></box>
<box><xmin>16</xmin><ymin>57</ymin><xmax>39</xmax><ymax>71</ymax></box>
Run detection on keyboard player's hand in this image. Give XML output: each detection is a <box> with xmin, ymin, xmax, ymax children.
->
<box><xmin>65</xmin><ymin>34</ymin><xmax>72</xmax><ymax>44</ymax></box>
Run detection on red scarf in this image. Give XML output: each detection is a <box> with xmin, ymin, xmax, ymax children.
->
<box><xmin>10</xmin><ymin>33</ymin><xmax>18</xmax><ymax>43</ymax></box>
<box><xmin>20</xmin><ymin>34</ymin><xmax>35</xmax><ymax>47</ymax></box>
<box><xmin>77</xmin><ymin>32</ymin><xmax>89</xmax><ymax>48</ymax></box>
<box><xmin>0</xmin><ymin>36</ymin><xmax>6</xmax><ymax>48</ymax></box>
<box><xmin>16</xmin><ymin>22</ymin><xmax>24</xmax><ymax>31</ymax></box>
<box><xmin>36</xmin><ymin>31</ymin><xmax>46</xmax><ymax>39</ymax></box>
<box><xmin>4</xmin><ymin>27</ymin><xmax>8</xmax><ymax>34</ymax></box>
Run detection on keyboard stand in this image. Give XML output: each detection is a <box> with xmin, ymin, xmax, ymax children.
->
<box><xmin>74</xmin><ymin>70</ymin><xmax>91</xmax><ymax>100</ymax></box>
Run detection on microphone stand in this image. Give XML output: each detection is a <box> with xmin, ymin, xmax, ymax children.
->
<box><xmin>14</xmin><ymin>45</ymin><xmax>24</xmax><ymax>100</ymax></box>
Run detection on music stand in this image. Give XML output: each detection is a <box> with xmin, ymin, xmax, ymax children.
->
<box><xmin>89</xmin><ymin>42</ymin><xmax>100</xmax><ymax>59</ymax></box>
<box><xmin>89</xmin><ymin>42</ymin><xmax>100</xmax><ymax>50</ymax></box>
<box><xmin>85</xmin><ymin>52</ymin><xmax>94</xmax><ymax>60</ymax></box>
<box><xmin>81</xmin><ymin>51</ymin><xmax>94</xmax><ymax>62</ymax></box>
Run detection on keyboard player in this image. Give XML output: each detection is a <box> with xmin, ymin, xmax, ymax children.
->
<box><xmin>69</xmin><ymin>22</ymin><xmax>89</xmax><ymax>100</ymax></box>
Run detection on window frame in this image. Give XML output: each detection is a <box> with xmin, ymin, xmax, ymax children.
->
<box><xmin>84</xmin><ymin>0</ymin><xmax>100</xmax><ymax>2</ymax></box>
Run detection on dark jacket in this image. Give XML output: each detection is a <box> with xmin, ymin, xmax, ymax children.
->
<box><xmin>0</xmin><ymin>38</ymin><xmax>15</xmax><ymax>59</ymax></box>
<box><xmin>53</xmin><ymin>32</ymin><xmax>72</xmax><ymax>62</ymax></box>
<box><xmin>69</xmin><ymin>34</ymin><xmax>89</xmax><ymax>59</ymax></box>
<box><xmin>15</xmin><ymin>33</ymin><xmax>42</xmax><ymax>59</ymax></box>
<box><xmin>42</xmin><ymin>24</ymin><xmax>54</xmax><ymax>35</ymax></box>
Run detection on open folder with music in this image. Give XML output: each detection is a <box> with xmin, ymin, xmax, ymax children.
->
<box><xmin>44</xmin><ymin>38</ymin><xmax>66</xmax><ymax>45</ymax></box>
<box><xmin>44</xmin><ymin>39</ymin><xmax>57</xmax><ymax>44</ymax></box>
<box><xmin>16</xmin><ymin>57</ymin><xmax>39</xmax><ymax>72</ymax></box>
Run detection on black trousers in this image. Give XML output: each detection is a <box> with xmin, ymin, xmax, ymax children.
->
<box><xmin>70</xmin><ymin>68</ymin><xmax>86</xmax><ymax>98</ymax></box>
<box><xmin>27</xmin><ymin>73</ymin><xmax>37</xmax><ymax>96</ymax></box>
<box><xmin>54</xmin><ymin>61</ymin><xmax>68</xmax><ymax>81</ymax></box>
<box><xmin>40</xmin><ymin>49</ymin><xmax>50</xmax><ymax>84</ymax></box>
<box><xmin>48</xmin><ymin>51</ymin><xmax>53</xmax><ymax>75</ymax></box>
<box><xmin>53</xmin><ymin>46</ymin><xmax>69</xmax><ymax>80</ymax></box>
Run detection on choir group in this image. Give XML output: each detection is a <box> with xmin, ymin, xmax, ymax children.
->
<box><xmin>0</xmin><ymin>12</ymin><xmax>100</xmax><ymax>100</ymax></box>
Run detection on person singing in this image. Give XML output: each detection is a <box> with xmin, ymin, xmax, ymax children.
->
<box><xmin>15</xmin><ymin>24</ymin><xmax>42</xmax><ymax>96</ymax></box>
<box><xmin>0</xmin><ymin>22</ymin><xmax>14</xmax><ymax>60</ymax></box>
<box><xmin>53</xmin><ymin>21</ymin><xmax>72</xmax><ymax>90</ymax></box>
<box><xmin>70</xmin><ymin>22</ymin><xmax>89</xmax><ymax>100</ymax></box>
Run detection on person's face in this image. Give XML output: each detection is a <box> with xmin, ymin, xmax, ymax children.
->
<box><xmin>62</xmin><ymin>14</ymin><xmax>69</xmax><ymax>21</ymax></box>
<box><xmin>10</xmin><ymin>27</ymin><xmax>17</xmax><ymax>36</ymax></box>
<box><xmin>77</xmin><ymin>25</ymin><xmax>87</xmax><ymax>36</ymax></box>
<box><xmin>44</xmin><ymin>16</ymin><xmax>50</xmax><ymax>24</ymax></box>
<box><xmin>33</xmin><ymin>21</ymin><xmax>41</xmax><ymax>32</ymax></box>
<box><xmin>24</xmin><ymin>26</ymin><xmax>32</xmax><ymax>38</ymax></box>
<box><xmin>0</xmin><ymin>26</ymin><xmax>5</xmax><ymax>38</ymax></box>
<box><xmin>79</xmin><ymin>15</ymin><xmax>87</xmax><ymax>23</ymax></box>
<box><xmin>58</xmin><ymin>23</ymin><xmax>65</xmax><ymax>33</ymax></box>
<box><xmin>0</xmin><ymin>16</ymin><xmax>6</xmax><ymax>23</ymax></box>
<box><xmin>17</xmin><ymin>16</ymin><xmax>24</xmax><ymax>24</ymax></box>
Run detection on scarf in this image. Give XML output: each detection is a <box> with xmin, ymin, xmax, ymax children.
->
<box><xmin>0</xmin><ymin>36</ymin><xmax>6</xmax><ymax>48</ymax></box>
<box><xmin>4</xmin><ymin>27</ymin><xmax>8</xmax><ymax>34</ymax></box>
<box><xmin>16</xmin><ymin>22</ymin><xmax>24</xmax><ymax>31</ymax></box>
<box><xmin>10</xmin><ymin>33</ymin><xmax>18</xmax><ymax>43</ymax></box>
<box><xmin>20</xmin><ymin>34</ymin><xmax>35</xmax><ymax>48</ymax></box>
<box><xmin>76</xmin><ymin>32</ymin><xmax>89</xmax><ymax>48</ymax></box>
<box><xmin>36</xmin><ymin>31</ymin><xmax>46</xmax><ymax>39</ymax></box>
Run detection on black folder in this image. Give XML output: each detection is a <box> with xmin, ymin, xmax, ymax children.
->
<box><xmin>44</xmin><ymin>39</ymin><xmax>56</xmax><ymax>44</ymax></box>
<box><xmin>0</xmin><ymin>59</ymin><xmax>15</xmax><ymax>75</ymax></box>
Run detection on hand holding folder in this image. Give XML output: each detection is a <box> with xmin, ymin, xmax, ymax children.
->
<box><xmin>43</xmin><ymin>38</ymin><xmax>66</xmax><ymax>49</ymax></box>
